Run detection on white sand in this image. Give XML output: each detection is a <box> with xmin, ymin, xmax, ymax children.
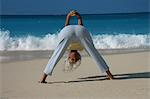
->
<box><xmin>0</xmin><ymin>51</ymin><xmax>150</xmax><ymax>99</ymax></box>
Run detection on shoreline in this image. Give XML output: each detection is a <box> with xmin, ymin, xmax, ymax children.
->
<box><xmin>0</xmin><ymin>48</ymin><xmax>150</xmax><ymax>63</ymax></box>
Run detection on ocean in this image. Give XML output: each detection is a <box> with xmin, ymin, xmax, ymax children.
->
<box><xmin>0</xmin><ymin>13</ymin><xmax>150</xmax><ymax>62</ymax></box>
<box><xmin>0</xmin><ymin>12</ymin><xmax>150</xmax><ymax>51</ymax></box>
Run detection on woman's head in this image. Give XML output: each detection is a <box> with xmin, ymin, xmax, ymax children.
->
<box><xmin>68</xmin><ymin>50</ymin><xmax>81</xmax><ymax>64</ymax></box>
<box><xmin>64</xmin><ymin>50</ymin><xmax>81</xmax><ymax>72</ymax></box>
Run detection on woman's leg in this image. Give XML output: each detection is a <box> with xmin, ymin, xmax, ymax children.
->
<box><xmin>76</xmin><ymin>28</ymin><xmax>114</xmax><ymax>79</ymax></box>
<box><xmin>80</xmin><ymin>38</ymin><xmax>114</xmax><ymax>79</ymax></box>
<box><xmin>39</xmin><ymin>38</ymin><xmax>71</xmax><ymax>83</ymax></box>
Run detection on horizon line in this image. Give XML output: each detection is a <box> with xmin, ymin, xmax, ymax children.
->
<box><xmin>0</xmin><ymin>12</ymin><xmax>149</xmax><ymax>16</ymax></box>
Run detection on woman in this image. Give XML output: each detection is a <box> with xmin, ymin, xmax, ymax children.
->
<box><xmin>39</xmin><ymin>11</ymin><xmax>114</xmax><ymax>83</ymax></box>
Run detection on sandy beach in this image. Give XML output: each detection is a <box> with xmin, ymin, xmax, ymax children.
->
<box><xmin>0</xmin><ymin>50</ymin><xmax>150</xmax><ymax>99</ymax></box>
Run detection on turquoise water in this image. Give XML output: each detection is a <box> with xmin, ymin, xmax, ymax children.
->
<box><xmin>0</xmin><ymin>13</ymin><xmax>150</xmax><ymax>50</ymax></box>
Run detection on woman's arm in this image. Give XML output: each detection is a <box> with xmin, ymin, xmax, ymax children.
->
<box><xmin>65</xmin><ymin>11</ymin><xmax>83</xmax><ymax>26</ymax></box>
<box><xmin>76</xmin><ymin>14</ymin><xmax>83</xmax><ymax>26</ymax></box>
<box><xmin>65</xmin><ymin>14</ymin><xmax>71</xmax><ymax>26</ymax></box>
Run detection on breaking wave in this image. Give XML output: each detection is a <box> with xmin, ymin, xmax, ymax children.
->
<box><xmin>0</xmin><ymin>30</ymin><xmax>149</xmax><ymax>51</ymax></box>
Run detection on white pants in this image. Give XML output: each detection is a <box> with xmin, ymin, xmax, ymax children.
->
<box><xmin>44</xmin><ymin>25</ymin><xmax>109</xmax><ymax>75</ymax></box>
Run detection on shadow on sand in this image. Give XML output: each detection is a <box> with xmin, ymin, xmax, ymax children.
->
<box><xmin>47</xmin><ymin>72</ymin><xmax>150</xmax><ymax>84</ymax></box>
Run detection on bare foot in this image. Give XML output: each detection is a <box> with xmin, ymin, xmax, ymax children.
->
<box><xmin>39</xmin><ymin>73</ymin><xmax>48</xmax><ymax>83</ymax></box>
<box><xmin>106</xmin><ymin>70</ymin><xmax>114</xmax><ymax>80</ymax></box>
<box><xmin>38</xmin><ymin>81</ymin><xmax>47</xmax><ymax>83</ymax></box>
<box><xmin>107</xmin><ymin>75</ymin><xmax>114</xmax><ymax>80</ymax></box>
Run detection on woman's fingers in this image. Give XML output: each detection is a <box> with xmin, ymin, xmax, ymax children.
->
<box><xmin>69</xmin><ymin>10</ymin><xmax>79</xmax><ymax>16</ymax></box>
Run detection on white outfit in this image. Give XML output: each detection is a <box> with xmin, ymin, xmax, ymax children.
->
<box><xmin>44</xmin><ymin>25</ymin><xmax>109</xmax><ymax>75</ymax></box>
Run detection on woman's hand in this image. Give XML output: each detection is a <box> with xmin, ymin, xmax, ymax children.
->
<box><xmin>68</xmin><ymin>10</ymin><xmax>80</xmax><ymax>17</ymax></box>
<box><xmin>65</xmin><ymin>10</ymin><xmax>83</xmax><ymax>26</ymax></box>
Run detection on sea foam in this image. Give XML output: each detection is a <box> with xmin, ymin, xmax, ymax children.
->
<box><xmin>0</xmin><ymin>30</ymin><xmax>149</xmax><ymax>51</ymax></box>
